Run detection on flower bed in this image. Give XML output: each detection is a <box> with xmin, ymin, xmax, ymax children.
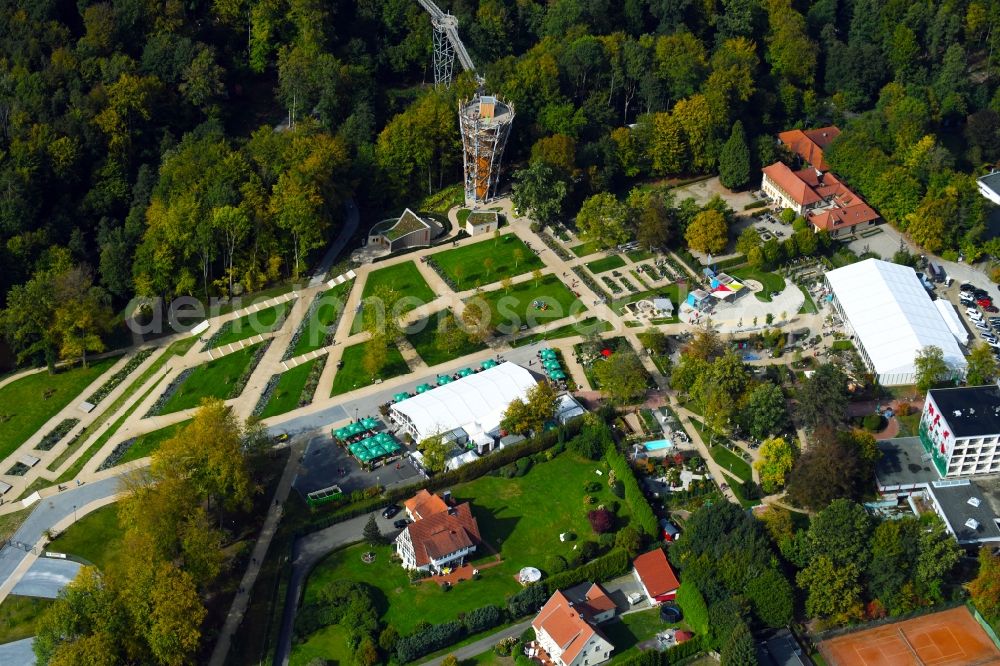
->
<box><xmin>571</xmin><ymin>266</ymin><xmax>611</xmax><ymax>301</ymax></box>
<box><xmin>85</xmin><ymin>348</ymin><xmax>155</xmax><ymax>405</ymax></box>
<box><xmin>36</xmin><ymin>418</ymin><xmax>80</xmax><ymax>451</ymax></box>
<box><xmin>539</xmin><ymin>230</ymin><xmax>574</xmax><ymax>261</ymax></box>
<box><xmin>97</xmin><ymin>438</ymin><xmax>136</xmax><ymax>471</ymax></box>
<box><xmin>144</xmin><ymin>368</ymin><xmax>193</xmax><ymax>418</ymax></box>
<box><xmin>282</xmin><ymin>298</ymin><xmax>323</xmax><ymax>361</ymax></box>
<box><xmin>253</xmin><ymin>373</ymin><xmax>281</xmax><ymax>416</ymax></box>
<box><xmin>299</xmin><ymin>355</ymin><xmax>327</xmax><ymax>407</ymax></box>
<box><xmin>233</xmin><ymin>340</ymin><xmax>272</xmax><ymax>398</ymax></box>
<box><xmin>601</xmin><ymin>276</ymin><xmax>623</xmax><ymax>294</ymax></box>
<box><xmin>6</xmin><ymin>462</ymin><xmax>30</xmax><ymax>476</ymax></box>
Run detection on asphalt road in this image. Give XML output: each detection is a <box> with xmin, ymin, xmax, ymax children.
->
<box><xmin>0</xmin><ymin>475</ymin><xmax>122</xmax><ymax>594</ymax></box>
<box><xmin>273</xmin><ymin>510</ymin><xmax>404</xmax><ymax>666</ymax></box>
<box><xmin>418</xmin><ymin>619</ymin><xmax>534</xmax><ymax>666</ymax></box>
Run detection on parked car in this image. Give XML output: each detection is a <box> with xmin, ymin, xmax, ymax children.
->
<box><xmin>960</xmin><ymin>282</ymin><xmax>975</xmax><ymax>293</ymax></box>
<box><xmin>986</xmin><ymin>305</ymin><xmax>999</xmax><ymax>313</ymax></box>
<box><xmin>978</xmin><ymin>298</ymin><xmax>994</xmax><ymax>308</ymax></box>
<box><xmin>968</xmin><ymin>308</ymin><xmax>983</xmax><ymax>319</ymax></box>
<box><xmin>982</xmin><ymin>332</ymin><xmax>997</xmax><ymax>342</ymax></box>
<box><xmin>975</xmin><ymin>288</ymin><xmax>990</xmax><ymax>299</ymax></box>
<box><xmin>976</xmin><ymin>322</ymin><xmax>990</xmax><ymax>331</ymax></box>
<box><xmin>381</xmin><ymin>504</ymin><xmax>401</xmax><ymax>519</ymax></box>
<box><xmin>393</xmin><ymin>518</ymin><xmax>411</xmax><ymax>529</ymax></box>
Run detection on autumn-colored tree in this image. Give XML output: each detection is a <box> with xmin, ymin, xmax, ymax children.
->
<box><xmin>754</xmin><ymin>437</ymin><xmax>796</xmax><ymax>493</ymax></box>
<box><xmin>576</xmin><ymin>192</ymin><xmax>630</xmax><ymax>249</ymax></box>
<box><xmin>685</xmin><ymin>209</ymin><xmax>728</xmax><ymax>254</ymax></box>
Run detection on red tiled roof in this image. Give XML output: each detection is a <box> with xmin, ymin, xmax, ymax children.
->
<box><xmin>763</xmin><ymin>162</ymin><xmax>822</xmax><ymax>207</ymax></box>
<box><xmin>633</xmin><ymin>548</ymin><xmax>680</xmax><ymax>598</ymax></box>
<box><xmin>809</xmin><ymin>202</ymin><xmax>880</xmax><ymax>231</ymax></box>
<box><xmin>404</xmin><ymin>489</ymin><xmax>449</xmax><ymax>521</ymax></box>
<box><xmin>404</xmin><ymin>503</ymin><xmax>480</xmax><ymax>567</ymax></box>
<box><xmin>532</xmin><ymin>590</ymin><xmax>609</xmax><ymax>664</ymax></box>
<box><xmin>778</xmin><ymin>126</ymin><xmax>840</xmax><ymax>171</ymax></box>
<box><xmin>585</xmin><ymin>583</ymin><xmax>616</xmax><ymax>613</ymax></box>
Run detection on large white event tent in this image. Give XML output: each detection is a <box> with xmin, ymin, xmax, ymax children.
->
<box><xmin>825</xmin><ymin>258</ymin><xmax>967</xmax><ymax>386</ymax></box>
<box><xmin>391</xmin><ymin>362</ymin><xmax>537</xmax><ymax>444</ymax></box>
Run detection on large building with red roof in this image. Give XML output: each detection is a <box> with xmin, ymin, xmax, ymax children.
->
<box><xmin>778</xmin><ymin>126</ymin><xmax>840</xmax><ymax>171</ymax></box>
<box><xmin>632</xmin><ymin>547</ymin><xmax>680</xmax><ymax>604</ymax></box>
<box><xmin>761</xmin><ymin>161</ymin><xmax>880</xmax><ymax>237</ymax></box>
<box><xmin>395</xmin><ymin>496</ymin><xmax>481</xmax><ymax>573</ymax></box>
<box><xmin>531</xmin><ymin>589</ymin><xmax>615</xmax><ymax>666</ymax></box>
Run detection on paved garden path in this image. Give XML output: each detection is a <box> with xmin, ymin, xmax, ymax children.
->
<box><xmin>418</xmin><ymin>619</ymin><xmax>535</xmax><ymax>666</ymax></box>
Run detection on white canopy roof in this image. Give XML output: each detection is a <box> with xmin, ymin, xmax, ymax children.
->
<box><xmin>934</xmin><ymin>299</ymin><xmax>969</xmax><ymax>346</ymax></box>
<box><xmin>826</xmin><ymin>259</ymin><xmax>967</xmax><ymax>379</ymax></box>
<box><xmin>392</xmin><ymin>362</ymin><xmax>537</xmax><ymax>442</ymax></box>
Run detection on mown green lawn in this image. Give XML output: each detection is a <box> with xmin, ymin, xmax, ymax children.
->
<box><xmin>331</xmin><ymin>340</ymin><xmax>410</xmax><ymax>396</ymax></box>
<box><xmin>0</xmin><ymin>356</ymin><xmax>118</xmax><ymax>465</ymax></box>
<box><xmin>586</xmin><ymin>255</ymin><xmax>627</xmax><ymax>274</ymax></box>
<box><xmin>49</xmin><ymin>504</ymin><xmax>123</xmax><ymax>571</ymax></box>
<box><xmin>302</xmin><ymin>453</ymin><xmax>628</xmax><ymax>634</ymax></box>
<box><xmin>626</xmin><ymin>250</ymin><xmax>655</xmax><ymax>262</ymax></box>
<box><xmin>406</xmin><ymin>309</ymin><xmax>487</xmax><ymax>366</ymax></box>
<box><xmin>117</xmin><ymin>419</ymin><xmax>190</xmax><ymax>466</ymax></box>
<box><xmin>610</xmin><ymin>285</ymin><xmax>680</xmax><ymax>315</ymax></box>
<box><xmin>159</xmin><ymin>343</ymin><xmax>263</xmax><ymax>414</ymax></box>
<box><xmin>260</xmin><ymin>358</ymin><xmax>321</xmax><ymax>418</ymax></box>
<box><xmin>207</xmin><ymin>301</ymin><xmax>293</xmax><ymax>349</ymax></box>
<box><xmin>351</xmin><ymin>262</ymin><xmax>436</xmax><ymax>334</ymax></box>
<box><xmin>511</xmin><ymin>318</ymin><xmax>613</xmax><ymax>347</ymax></box>
<box><xmin>290</xmin><ymin>281</ymin><xmax>353</xmax><ymax>357</ymax></box>
<box><xmin>603</xmin><ymin>607</ymin><xmax>689</xmax><ymax>661</ymax></box>
<box><xmin>797</xmin><ymin>285</ymin><xmax>818</xmax><ymax>314</ymax></box>
<box><xmin>0</xmin><ymin>595</ymin><xmax>54</xmax><ymax>644</ymax></box>
<box><xmin>477</xmin><ymin>274</ymin><xmax>582</xmax><ymax>334</ymax></box>
<box><xmin>730</xmin><ymin>268</ymin><xmax>787</xmax><ymax>302</ymax></box>
<box><xmin>709</xmin><ymin>445</ymin><xmax>752</xmax><ymax>482</ymax></box>
<box><xmin>432</xmin><ymin>234</ymin><xmax>544</xmax><ymax>288</ymax></box>
<box><xmin>290</xmin><ymin>624</ymin><xmax>352</xmax><ymax>666</ymax></box>
<box><xmin>571</xmin><ymin>240</ymin><xmax>603</xmax><ymax>257</ymax></box>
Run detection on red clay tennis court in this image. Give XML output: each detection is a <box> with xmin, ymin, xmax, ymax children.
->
<box><xmin>819</xmin><ymin>607</ymin><xmax>1000</xmax><ymax>666</ymax></box>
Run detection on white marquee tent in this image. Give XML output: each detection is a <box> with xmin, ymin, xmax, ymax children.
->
<box><xmin>826</xmin><ymin>258</ymin><xmax>967</xmax><ymax>385</ymax></box>
<box><xmin>391</xmin><ymin>362</ymin><xmax>537</xmax><ymax>442</ymax></box>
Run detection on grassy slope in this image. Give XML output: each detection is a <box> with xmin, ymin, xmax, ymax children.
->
<box><xmin>478</xmin><ymin>274</ymin><xmax>582</xmax><ymax>333</ymax></box>
<box><xmin>351</xmin><ymin>262</ymin><xmax>435</xmax><ymax>334</ymax></box>
<box><xmin>432</xmin><ymin>234</ymin><xmax>543</xmax><ymax>287</ymax></box>
<box><xmin>117</xmin><ymin>419</ymin><xmax>191</xmax><ymax>466</ymax></box>
<box><xmin>0</xmin><ymin>357</ymin><xmax>118</xmax><ymax>462</ymax></box>
<box><xmin>160</xmin><ymin>343</ymin><xmax>262</xmax><ymax>414</ymax></box>
<box><xmin>290</xmin><ymin>281</ymin><xmax>353</xmax><ymax>357</ymax></box>
<box><xmin>330</xmin><ymin>341</ymin><xmax>410</xmax><ymax>396</ymax></box>
<box><xmin>405</xmin><ymin>309</ymin><xmax>487</xmax><ymax>366</ymax></box>
<box><xmin>49</xmin><ymin>504</ymin><xmax>123</xmax><ymax>571</ymax></box>
<box><xmin>260</xmin><ymin>359</ymin><xmax>318</xmax><ymax>418</ymax></box>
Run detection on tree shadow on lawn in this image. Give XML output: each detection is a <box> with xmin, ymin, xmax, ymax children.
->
<box><xmin>468</xmin><ymin>506</ymin><xmax>519</xmax><ymax>558</ymax></box>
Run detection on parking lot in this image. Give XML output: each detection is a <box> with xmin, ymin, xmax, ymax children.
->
<box><xmin>955</xmin><ymin>283</ymin><xmax>1000</xmax><ymax>357</ymax></box>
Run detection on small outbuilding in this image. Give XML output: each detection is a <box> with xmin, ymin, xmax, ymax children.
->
<box><xmin>465</xmin><ymin>210</ymin><xmax>499</xmax><ymax>236</ymax></box>
<box><xmin>632</xmin><ymin>547</ymin><xmax>680</xmax><ymax>604</ymax></box>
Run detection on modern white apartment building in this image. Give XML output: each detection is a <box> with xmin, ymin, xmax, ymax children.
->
<box><xmin>921</xmin><ymin>385</ymin><xmax>1000</xmax><ymax>478</ymax></box>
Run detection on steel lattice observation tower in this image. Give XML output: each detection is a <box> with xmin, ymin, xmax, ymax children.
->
<box><xmin>414</xmin><ymin>0</ymin><xmax>515</xmax><ymax>204</ymax></box>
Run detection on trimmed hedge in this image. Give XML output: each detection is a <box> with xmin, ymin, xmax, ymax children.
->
<box><xmin>464</xmin><ymin>604</ymin><xmax>506</xmax><ymax>634</ymax></box>
<box><xmin>605</xmin><ymin>447</ymin><xmax>659</xmax><ymax>538</ymax></box>
<box><xmin>301</xmin><ymin>420</ymin><xmax>583</xmax><ymax>531</ymax></box>
<box><xmin>395</xmin><ymin>620</ymin><xmax>465</xmax><ymax>663</ymax></box>
<box><xmin>676</xmin><ymin>582</ymin><xmax>709</xmax><ymax>637</ymax></box>
<box><xmin>544</xmin><ymin>547</ymin><xmax>629</xmax><ymax>593</ymax></box>
<box><xmin>508</xmin><ymin>583</ymin><xmax>549</xmax><ymax>618</ymax></box>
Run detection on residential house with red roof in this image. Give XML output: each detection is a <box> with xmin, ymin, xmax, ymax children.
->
<box><xmin>531</xmin><ymin>590</ymin><xmax>615</xmax><ymax>666</ymax></box>
<box><xmin>778</xmin><ymin>126</ymin><xmax>840</xmax><ymax>171</ymax></box>
<box><xmin>632</xmin><ymin>548</ymin><xmax>680</xmax><ymax>604</ymax></box>
<box><xmin>761</xmin><ymin>162</ymin><xmax>880</xmax><ymax>238</ymax></box>
<box><xmin>403</xmin><ymin>489</ymin><xmax>449</xmax><ymax>521</ymax></box>
<box><xmin>395</xmin><ymin>499</ymin><xmax>481</xmax><ymax>573</ymax></box>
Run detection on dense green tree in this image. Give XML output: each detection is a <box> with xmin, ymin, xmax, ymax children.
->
<box><xmin>915</xmin><ymin>345</ymin><xmax>951</xmax><ymax>391</ymax></box>
<box><xmin>754</xmin><ymin>437</ymin><xmax>795</xmax><ymax>494</ymax></box>
<box><xmin>576</xmin><ymin>193</ymin><xmax>630</xmax><ymax>249</ymax></box>
<box><xmin>796</xmin><ymin>363</ymin><xmax>849</xmax><ymax>431</ymax></box>
<box><xmin>685</xmin><ymin>209</ymin><xmax>728</xmax><ymax>254</ymax></box>
<box><xmin>593</xmin><ymin>351</ymin><xmax>649</xmax><ymax>404</ymax></box>
<box><xmin>967</xmin><ymin>343</ymin><xmax>999</xmax><ymax>386</ymax></box>
<box><xmin>741</xmin><ymin>382</ymin><xmax>788</xmax><ymax>441</ymax></box>
<box><xmin>718</xmin><ymin>121</ymin><xmax>751</xmax><ymax>190</ymax></box>
<box><xmin>363</xmin><ymin>514</ymin><xmax>383</xmax><ymax>546</ymax></box>
<box><xmin>511</xmin><ymin>162</ymin><xmax>568</xmax><ymax>227</ymax></box>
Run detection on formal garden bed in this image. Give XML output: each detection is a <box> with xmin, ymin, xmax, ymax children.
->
<box><xmin>84</xmin><ymin>348</ymin><xmax>155</xmax><ymax>405</ymax></box>
<box><xmin>148</xmin><ymin>341</ymin><xmax>270</xmax><ymax>416</ymax></box>
<box><xmin>256</xmin><ymin>355</ymin><xmax>328</xmax><ymax>418</ymax></box>
<box><xmin>35</xmin><ymin>418</ymin><xmax>80</xmax><ymax>451</ymax></box>
<box><xmin>475</xmin><ymin>274</ymin><xmax>582</xmax><ymax>335</ymax></box>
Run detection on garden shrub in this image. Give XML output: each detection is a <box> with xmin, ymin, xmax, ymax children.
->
<box><xmin>588</xmin><ymin>508</ymin><xmax>614</xmax><ymax>533</ymax></box>
<box><xmin>464</xmin><ymin>604</ymin><xmax>506</xmax><ymax>634</ymax></box>
<box><xmin>545</xmin><ymin>548</ymin><xmax>629</xmax><ymax>593</ymax></box>
<box><xmin>863</xmin><ymin>414</ymin><xmax>883</xmax><ymax>431</ymax></box>
<box><xmin>546</xmin><ymin>554</ymin><xmax>568</xmax><ymax>574</ymax></box>
<box><xmin>395</xmin><ymin>621</ymin><xmax>465</xmax><ymax>663</ymax></box>
<box><xmin>508</xmin><ymin>583</ymin><xmax>548</xmax><ymax>617</ymax></box>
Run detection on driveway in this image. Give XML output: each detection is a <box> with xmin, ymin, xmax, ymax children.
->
<box><xmin>418</xmin><ymin>619</ymin><xmax>534</xmax><ymax>666</ymax></box>
<box><xmin>0</xmin><ymin>475</ymin><xmax>121</xmax><ymax>596</ymax></box>
<box><xmin>273</xmin><ymin>510</ymin><xmax>403</xmax><ymax>665</ymax></box>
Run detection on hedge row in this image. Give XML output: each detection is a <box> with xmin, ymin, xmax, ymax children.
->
<box><xmin>605</xmin><ymin>447</ymin><xmax>659</xmax><ymax>538</ymax></box>
<box><xmin>544</xmin><ymin>547</ymin><xmax>629</xmax><ymax>593</ymax></box>
<box><xmin>85</xmin><ymin>348</ymin><xmax>155</xmax><ymax>405</ymax></box>
<box><xmin>395</xmin><ymin>620</ymin><xmax>465</xmax><ymax>663</ymax></box>
<box><xmin>300</xmin><ymin>420</ymin><xmax>583</xmax><ymax>532</ymax></box>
